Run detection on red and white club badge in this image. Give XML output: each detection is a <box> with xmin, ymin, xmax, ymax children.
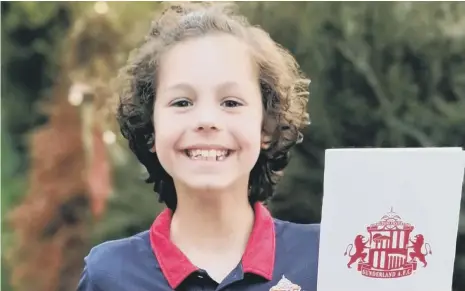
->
<box><xmin>344</xmin><ymin>208</ymin><xmax>432</xmax><ymax>279</ymax></box>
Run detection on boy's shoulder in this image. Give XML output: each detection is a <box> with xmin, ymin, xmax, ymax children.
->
<box><xmin>273</xmin><ymin>217</ymin><xmax>320</xmax><ymax>260</ymax></box>
<box><xmin>273</xmin><ymin>217</ymin><xmax>320</xmax><ymax>240</ymax></box>
<box><xmin>86</xmin><ymin>230</ymin><xmax>151</xmax><ymax>264</ymax></box>
<box><xmin>77</xmin><ymin>230</ymin><xmax>158</xmax><ymax>291</ymax></box>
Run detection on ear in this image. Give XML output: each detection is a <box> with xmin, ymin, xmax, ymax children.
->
<box><xmin>149</xmin><ymin>144</ymin><xmax>156</xmax><ymax>153</ymax></box>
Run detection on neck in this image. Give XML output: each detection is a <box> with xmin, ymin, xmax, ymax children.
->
<box><xmin>170</xmin><ymin>181</ymin><xmax>255</xmax><ymax>255</ymax></box>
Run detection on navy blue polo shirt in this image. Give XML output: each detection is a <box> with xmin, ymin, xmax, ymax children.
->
<box><xmin>77</xmin><ymin>202</ymin><xmax>320</xmax><ymax>291</ymax></box>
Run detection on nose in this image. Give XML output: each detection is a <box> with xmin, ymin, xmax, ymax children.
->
<box><xmin>193</xmin><ymin>107</ymin><xmax>221</xmax><ymax>133</ymax></box>
<box><xmin>197</xmin><ymin>123</ymin><xmax>218</xmax><ymax>131</ymax></box>
<box><xmin>195</xmin><ymin>118</ymin><xmax>219</xmax><ymax>132</ymax></box>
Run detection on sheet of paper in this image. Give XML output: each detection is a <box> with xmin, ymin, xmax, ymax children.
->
<box><xmin>317</xmin><ymin>148</ymin><xmax>465</xmax><ymax>291</ymax></box>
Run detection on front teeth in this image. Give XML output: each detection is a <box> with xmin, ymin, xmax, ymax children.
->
<box><xmin>186</xmin><ymin>149</ymin><xmax>229</xmax><ymax>161</ymax></box>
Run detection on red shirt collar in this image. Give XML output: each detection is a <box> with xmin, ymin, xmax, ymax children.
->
<box><xmin>149</xmin><ymin>202</ymin><xmax>276</xmax><ymax>289</ymax></box>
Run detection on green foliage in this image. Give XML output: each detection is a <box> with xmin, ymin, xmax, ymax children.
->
<box><xmin>2</xmin><ymin>2</ymin><xmax>63</xmax><ymax>29</ymax></box>
<box><xmin>1</xmin><ymin>3</ymin><xmax>73</xmax><ymax>290</ymax></box>
<box><xmin>1</xmin><ymin>124</ymin><xmax>26</xmax><ymax>291</ymax></box>
<box><xmin>1</xmin><ymin>1</ymin><xmax>71</xmax><ymax>172</ymax></box>
<box><xmin>0</xmin><ymin>0</ymin><xmax>70</xmax><ymax>247</ymax></box>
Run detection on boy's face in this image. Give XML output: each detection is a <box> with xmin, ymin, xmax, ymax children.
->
<box><xmin>154</xmin><ymin>34</ymin><xmax>263</xmax><ymax>195</ymax></box>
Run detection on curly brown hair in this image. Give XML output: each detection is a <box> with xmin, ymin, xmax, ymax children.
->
<box><xmin>116</xmin><ymin>2</ymin><xmax>311</xmax><ymax>210</ymax></box>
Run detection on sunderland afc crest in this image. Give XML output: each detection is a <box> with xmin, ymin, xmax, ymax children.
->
<box><xmin>344</xmin><ymin>208</ymin><xmax>432</xmax><ymax>279</ymax></box>
<box><xmin>269</xmin><ymin>275</ymin><xmax>301</xmax><ymax>291</ymax></box>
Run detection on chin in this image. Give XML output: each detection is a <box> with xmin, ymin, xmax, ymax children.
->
<box><xmin>181</xmin><ymin>175</ymin><xmax>236</xmax><ymax>193</ymax></box>
<box><xmin>188</xmin><ymin>182</ymin><xmax>232</xmax><ymax>193</ymax></box>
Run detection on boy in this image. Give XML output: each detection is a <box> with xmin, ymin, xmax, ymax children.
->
<box><xmin>78</xmin><ymin>2</ymin><xmax>320</xmax><ymax>291</ymax></box>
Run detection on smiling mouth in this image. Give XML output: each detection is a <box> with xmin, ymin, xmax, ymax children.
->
<box><xmin>184</xmin><ymin>149</ymin><xmax>233</xmax><ymax>161</ymax></box>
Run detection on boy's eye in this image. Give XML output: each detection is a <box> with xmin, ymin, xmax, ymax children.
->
<box><xmin>171</xmin><ymin>99</ymin><xmax>192</xmax><ymax>107</ymax></box>
<box><xmin>221</xmin><ymin>99</ymin><xmax>242</xmax><ymax>108</ymax></box>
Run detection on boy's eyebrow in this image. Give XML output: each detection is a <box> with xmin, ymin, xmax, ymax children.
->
<box><xmin>166</xmin><ymin>81</ymin><xmax>242</xmax><ymax>92</ymax></box>
<box><xmin>165</xmin><ymin>83</ymin><xmax>194</xmax><ymax>92</ymax></box>
<box><xmin>217</xmin><ymin>81</ymin><xmax>241</xmax><ymax>92</ymax></box>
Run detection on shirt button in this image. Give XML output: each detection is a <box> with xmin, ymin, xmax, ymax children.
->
<box><xmin>197</xmin><ymin>274</ymin><xmax>204</xmax><ymax>279</ymax></box>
